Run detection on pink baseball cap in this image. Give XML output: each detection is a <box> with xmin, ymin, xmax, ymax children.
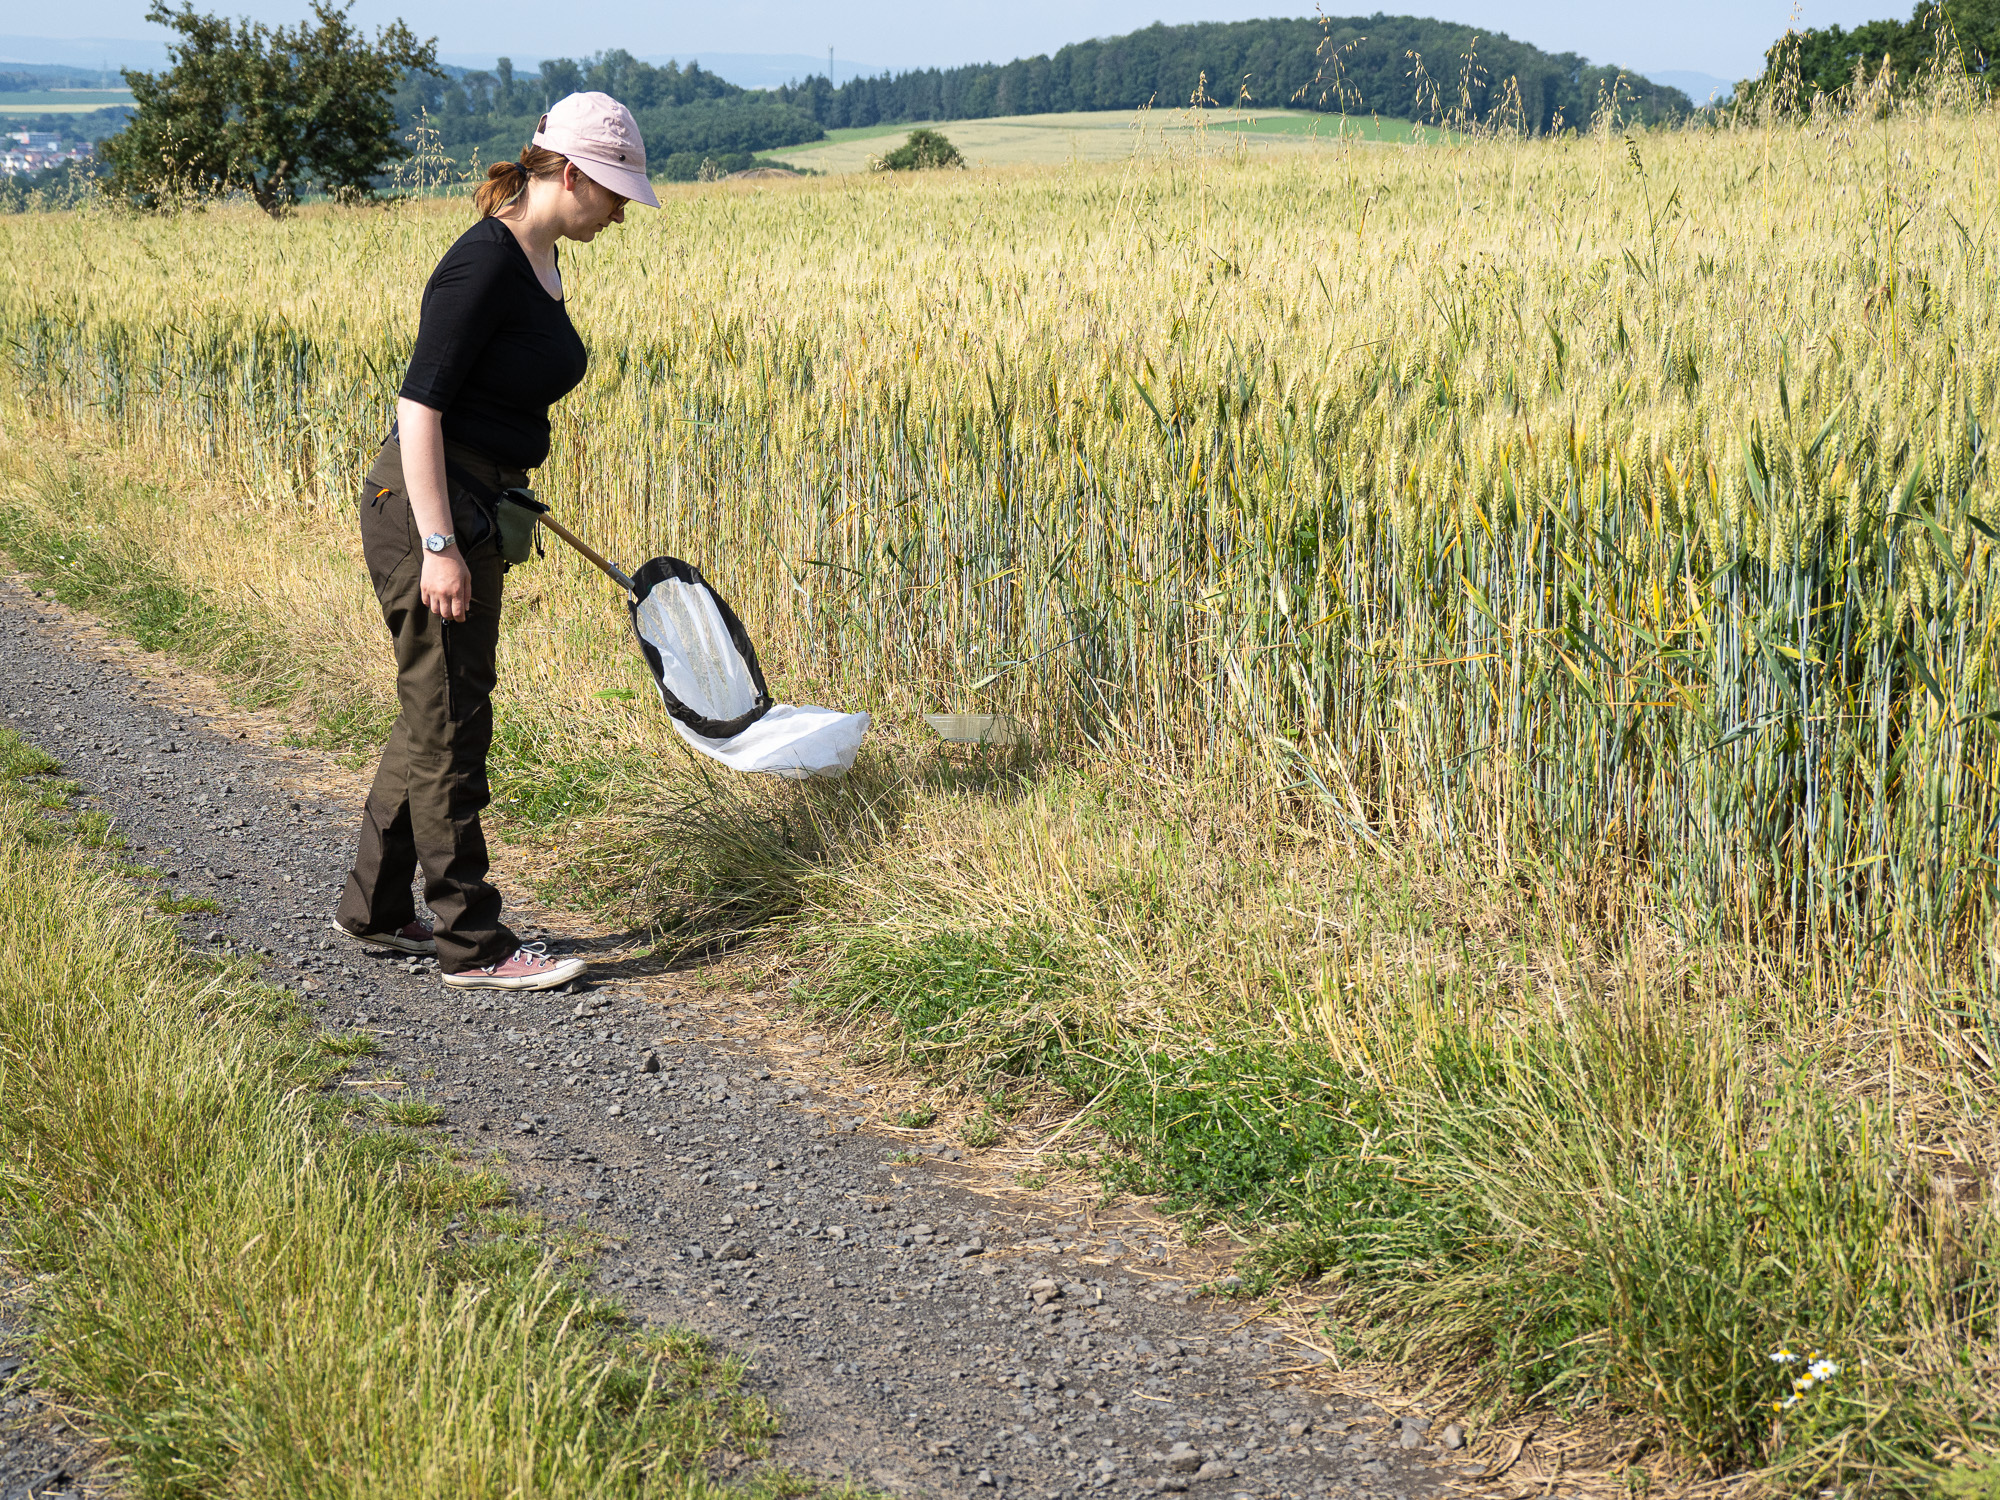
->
<box><xmin>532</xmin><ymin>91</ymin><xmax>660</xmax><ymax>208</ymax></box>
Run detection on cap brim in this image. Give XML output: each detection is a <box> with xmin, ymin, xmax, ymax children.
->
<box><xmin>567</xmin><ymin>152</ymin><xmax>659</xmax><ymax>209</ymax></box>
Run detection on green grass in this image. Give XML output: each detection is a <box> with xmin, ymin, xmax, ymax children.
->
<box><xmin>0</xmin><ymin>739</ymin><xmax>73</xmax><ymax>809</ymax></box>
<box><xmin>958</xmin><ymin>1112</ymin><xmax>1003</xmax><ymax>1149</ymax></box>
<box><xmin>0</xmin><ymin>729</ymin><xmax>837</xmax><ymax>1497</ymax></box>
<box><xmin>817</xmin><ymin>122</ymin><xmax>923</xmax><ymax>145</ymax></box>
<box><xmin>0</xmin><ymin>737</ymin><xmax>59</xmax><ymax>779</ymax></box>
<box><xmin>292</xmin><ymin>698</ymin><xmax>400</xmax><ymax>763</ymax></box>
<box><xmin>369</xmin><ymin>1094</ymin><xmax>448</xmax><ymax>1126</ymax></box>
<box><xmin>805</xmin><ymin>919</ymin><xmax>1998</xmax><ymax>1490</ymax></box>
<box><xmin>815</xmin><ymin>925</ymin><xmax>1081</xmax><ymax>1078</ymax></box>
<box><xmin>72</xmin><ymin>809</ymin><xmax>125</xmax><ymax>850</ymax></box>
<box><xmin>317</xmin><ymin>1027</ymin><xmax>382</xmax><ymax>1057</ymax></box>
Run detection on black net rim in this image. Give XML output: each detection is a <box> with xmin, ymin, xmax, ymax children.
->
<box><xmin>626</xmin><ymin>556</ymin><xmax>775</xmax><ymax>740</ymax></box>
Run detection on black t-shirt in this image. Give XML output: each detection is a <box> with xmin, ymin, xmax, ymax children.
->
<box><xmin>398</xmin><ymin>218</ymin><xmax>589</xmax><ymax>469</ymax></box>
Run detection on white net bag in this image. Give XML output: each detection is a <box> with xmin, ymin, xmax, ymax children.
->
<box><xmin>627</xmin><ymin>557</ymin><xmax>869</xmax><ymax>779</ymax></box>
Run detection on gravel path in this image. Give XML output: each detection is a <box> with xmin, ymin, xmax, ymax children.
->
<box><xmin>0</xmin><ymin>572</ymin><xmax>1458</xmax><ymax>1500</ymax></box>
<box><xmin>0</xmin><ymin>1303</ymin><xmax>93</xmax><ymax>1500</ymax></box>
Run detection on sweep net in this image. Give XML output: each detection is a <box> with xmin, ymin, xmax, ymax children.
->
<box><xmin>627</xmin><ymin>557</ymin><xmax>868</xmax><ymax>779</ymax></box>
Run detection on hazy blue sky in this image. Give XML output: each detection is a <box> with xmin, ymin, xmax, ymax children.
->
<box><xmin>6</xmin><ymin>1</ymin><xmax>1915</xmax><ymax>89</ymax></box>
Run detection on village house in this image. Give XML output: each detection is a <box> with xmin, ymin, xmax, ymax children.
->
<box><xmin>1</xmin><ymin>134</ymin><xmax>95</xmax><ymax>178</ymax></box>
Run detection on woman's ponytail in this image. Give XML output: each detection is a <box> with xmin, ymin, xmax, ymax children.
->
<box><xmin>473</xmin><ymin>146</ymin><xmax>568</xmax><ymax>218</ymax></box>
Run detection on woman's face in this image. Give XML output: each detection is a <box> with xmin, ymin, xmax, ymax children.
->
<box><xmin>560</xmin><ymin>164</ymin><xmax>628</xmax><ymax>242</ymax></box>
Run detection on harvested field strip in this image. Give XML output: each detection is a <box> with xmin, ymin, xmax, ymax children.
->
<box><xmin>768</xmin><ymin>108</ymin><xmax>1419</xmax><ymax>171</ymax></box>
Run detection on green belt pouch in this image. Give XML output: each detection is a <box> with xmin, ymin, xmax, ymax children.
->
<box><xmin>494</xmin><ymin>487</ymin><xmax>548</xmax><ymax>566</ymax></box>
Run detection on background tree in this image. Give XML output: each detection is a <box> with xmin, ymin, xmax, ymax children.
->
<box><xmin>1742</xmin><ymin>0</ymin><xmax>2000</xmax><ymax>107</ymax></box>
<box><xmin>102</xmin><ymin>0</ymin><xmax>438</xmax><ymax>216</ymax></box>
<box><xmin>386</xmin><ymin>48</ymin><xmax>819</xmax><ymax>175</ymax></box>
<box><xmin>873</xmin><ymin>129</ymin><xmax>966</xmax><ymax>171</ymax></box>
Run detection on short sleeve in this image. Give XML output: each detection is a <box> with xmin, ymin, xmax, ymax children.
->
<box><xmin>399</xmin><ymin>236</ymin><xmax>516</xmax><ymax>412</ymax></box>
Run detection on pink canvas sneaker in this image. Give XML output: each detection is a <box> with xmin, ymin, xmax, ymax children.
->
<box><xmin>332</xmin><ymin>917</ymin><xmax>436</xmax><ymax>956</ymax></box>
<box><xmin>440</xmin><ymin>943</ymin><xmax>588</xmax><ymax>992</ymax></box>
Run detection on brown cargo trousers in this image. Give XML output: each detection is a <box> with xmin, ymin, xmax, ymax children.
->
<box><xmin>334</xmin><ymin>437</ymin><xmax>521</xmax><ymax>972</ymax></box>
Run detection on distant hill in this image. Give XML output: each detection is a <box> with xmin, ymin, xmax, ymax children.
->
<box><xmin>640</xmin><ymin>53</ymin><xmax>885</xmax><ymax>89</ymax></box>
<box><xmin>389</xmin><ymin>50</ymin><xmax>825</xmax><ymax>172</ymax></box>
<box><xmin>771</xmin><ymin>15</ymin><xmax>1693</xmax><ymax>135</ymax></box>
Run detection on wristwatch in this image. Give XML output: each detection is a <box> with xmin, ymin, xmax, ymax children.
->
<box><xmin>423</xmin><ymin>532</ymin><xmax>456</xmax><ymax>554</ymax></box>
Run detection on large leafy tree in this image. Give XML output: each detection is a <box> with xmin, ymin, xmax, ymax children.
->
<box><xmin>102</xmin><ymin>0</ymin><xmax>439</xmax><ymax>216</ymax></box>
<box><xmin>1745</xmin><ymin>0</ymin><xmax>2000</xmax><ymax>106</ymax></box>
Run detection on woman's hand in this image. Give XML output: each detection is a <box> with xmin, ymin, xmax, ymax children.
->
<box><xmin>422</xmin><ymin>549</ymin><xmax>472</xmax><ymax>622</ymax></box>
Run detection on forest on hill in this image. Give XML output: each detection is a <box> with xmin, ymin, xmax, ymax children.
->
<box><xmin>390</xmin><ymin>51</ymin><xmax>827</xmax><ymax>171</ymax></box>
<box><xmin>389</xmin><ymin>13</ymin><xmax>1693</xmax><ymax>168</ymax></box>
<box><xmin>770</xmin><ymin>14</ymin><xmax>1694</xmax><ymax>134</ymax></box>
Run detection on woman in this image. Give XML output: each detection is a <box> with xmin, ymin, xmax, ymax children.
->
<box><xmin>333</xmin><ymin>92</ymin><xmax>658</xmax><ymax>991</ymax></box>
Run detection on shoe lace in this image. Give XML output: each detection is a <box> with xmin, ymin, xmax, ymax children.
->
<box><xmin>512</xmin><ymin>941</ymin><xmax>554</xmax><ymax>966</ymax></box>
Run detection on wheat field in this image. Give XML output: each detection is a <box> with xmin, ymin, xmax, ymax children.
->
<box><xmin>8</xmin><ymin>108</ymin><xmax>2000</xmax><ymax>965</ymax></box>
<box><xmin>6</xmin><ymin>101</ymin><xmax>2000</xmax><ymax>1488</ymax></box>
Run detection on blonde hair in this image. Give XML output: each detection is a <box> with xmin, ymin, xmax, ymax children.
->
<box><xmin>473</xmin><ymin>145</ymin><xmax>568</xmax><ymax>218</ymax></box>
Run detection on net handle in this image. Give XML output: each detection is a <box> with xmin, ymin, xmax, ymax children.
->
<box><xmin>536</xmin><ymin>510</ymin><xmax>634</xmax><ymax>593</ymax></box>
